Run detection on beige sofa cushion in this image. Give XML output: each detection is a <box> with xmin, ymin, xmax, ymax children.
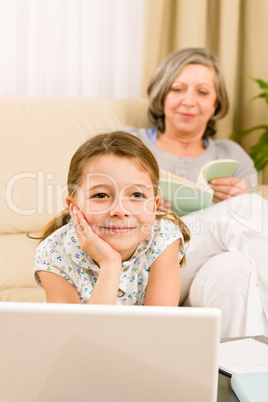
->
<box><xmin>0</xmin><ymin>234</ymin><xmax>43</xmax><ymax>301</ymax></box>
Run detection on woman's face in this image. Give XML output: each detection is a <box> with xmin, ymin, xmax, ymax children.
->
<box><xmin>163</xmin><ymin>64</ymin><xmax>218</xmax><ymax>138</ymax></box>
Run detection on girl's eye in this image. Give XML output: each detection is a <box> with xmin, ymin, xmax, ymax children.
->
<box><xmin>131</xmin><ymin>192</ymin><xmax>145</xmax><ymax>199</ymax></box>
<box><xmin>92</xmin><ymin>193</ymin><xmax>108</xmax><ymax>199</ymax></box>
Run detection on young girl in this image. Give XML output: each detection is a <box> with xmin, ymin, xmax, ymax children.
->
<box><xmin>34</xmin><ymin>131</ymin><xmax>190</xmax><ymax>306</ymax></box>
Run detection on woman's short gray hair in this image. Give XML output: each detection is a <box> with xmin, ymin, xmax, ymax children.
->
<box><xmin>147</xmin><ymin>48</ymin><xmax>229</xmax><ymax>136</ymax></box>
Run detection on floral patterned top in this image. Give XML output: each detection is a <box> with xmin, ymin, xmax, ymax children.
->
<box><xmin>34</xmin><ymin>218</ymin><xmax>184</xmax><ymax>305</ymax></box>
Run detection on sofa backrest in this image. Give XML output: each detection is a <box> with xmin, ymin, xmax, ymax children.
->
<box><xmin>0</xmin><ymin>97</ymin><xmax>149</xmax><ymax>301</ymax></box>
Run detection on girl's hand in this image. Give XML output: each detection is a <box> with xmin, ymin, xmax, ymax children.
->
<box><xmin>70</xmin><ymin>205</ymin><xmax>121</xmax><ymax>267</ymax></box>
<box><xmin>69</xmin><ymin>204</ymin><xmax>122</xmax><ymax>305</ymax></box>
<box><xmin>209</xmin><ymin>177</ymin><xmax>249</xmax><ymax>203</ymax></box>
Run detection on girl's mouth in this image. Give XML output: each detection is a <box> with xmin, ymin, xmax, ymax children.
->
<box><xmin>102</xmin><ymin>226</ymin><xmax>136</xmax><ymax>234</ymax></box>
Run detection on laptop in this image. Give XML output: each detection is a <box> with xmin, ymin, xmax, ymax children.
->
<box><xmin>0</xmin><ymin>302</ymin><xmax>221</xmax><ymax>402</ymax></box>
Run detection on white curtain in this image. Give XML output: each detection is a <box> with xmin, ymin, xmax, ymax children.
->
<box><xmin>0</xmin><ymin>0</ymin><xmax>144</xmax><ymax>98</ymax></box>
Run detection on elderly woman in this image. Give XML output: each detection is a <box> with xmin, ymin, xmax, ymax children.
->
<box><xmin>126</xmin><ymin>48</ymin><xmax>268</xmax><ymax>338</ymax></box>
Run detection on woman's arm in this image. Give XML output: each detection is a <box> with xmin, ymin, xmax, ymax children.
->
<box><xmin>144</xmin><ymin>239</ymin><xmax>181</xmax><ymax>306</ymax></box>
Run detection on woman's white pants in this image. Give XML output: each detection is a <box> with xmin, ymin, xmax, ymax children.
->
<box><xmin>181</xmin><ymin>193</ymin><xmax>268</xmax><ymax>338</ymax></box>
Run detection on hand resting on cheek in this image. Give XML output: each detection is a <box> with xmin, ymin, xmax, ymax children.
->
<box><xmin>70</xmin><ymin>204</ymin><xmax>122</xmax><ymax>267</ymax></box>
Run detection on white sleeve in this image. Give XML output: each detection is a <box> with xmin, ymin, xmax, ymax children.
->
<box><xmin>147</xmin><ymin>219</ymin><xmax>184</xmax><ymax>264</ymax></box>
<box><xmin>34</xmin><ymin>239</ymin><xmax>81</xmax><ymax>291</ymax></box>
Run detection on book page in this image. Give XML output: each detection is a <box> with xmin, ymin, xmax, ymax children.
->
<box><xmin>219</xmin><ymin>338</ymin><xmax>268</xmax><ymax>375</ymax></box>
<box><xmin>159</xmin><ymin>169</ymin><xmax>213</xmax><ymax>215</ymax></box>
<box><xmin>159</xmin><ymin>170</ymin><xmax>198</xmax><ymax>187</ymax></box>
<box><xmin>197</xmin><ymin>159</ymin><xmax>239</xmax><ymax>186</ymax></box>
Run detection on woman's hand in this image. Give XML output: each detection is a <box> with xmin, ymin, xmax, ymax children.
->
<box><xmin>209</xmin><ymin>177</ymin><xmax>249</xmax><ymax>203</ymax></box>
<box><xmin>70</xmin><ymin>205</ymin><xmax>121</xmax><ymax>267</ymax></box>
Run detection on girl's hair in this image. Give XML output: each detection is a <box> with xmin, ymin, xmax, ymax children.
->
<box><xmin>30</xmin><ymin>131</ymin><xmax>190</xmax><ymax>263</ymax></box>
<box><xmin>147</xmin><ymin>47</ymin><xmax>229</xmax><ymax>137</ymax></box>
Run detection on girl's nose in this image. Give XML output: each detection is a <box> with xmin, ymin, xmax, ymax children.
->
<box><xmin>109</xmin><ymin>199</ymin><xmax>130</xmax><ymax>218</ymax></box>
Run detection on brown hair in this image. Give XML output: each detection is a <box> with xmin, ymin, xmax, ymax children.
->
<box><xmin>30</xmin><ymin>131</ymin><xmax>190</xmax><ymax>263</ymax></box>
<box><xmin>147</xmin><ymin>47</ymin><xmax>229</xmax><ymax>136</ymax></box>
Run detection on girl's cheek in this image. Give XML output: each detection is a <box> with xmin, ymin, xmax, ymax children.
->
<box><xmin>142</xmin><ymin>198</ymin><xmax>158</xmax><ymax>215</ymax></box>
<box><xmin>83</xmin><ymin>201</ymin><xmax>113</xmax><ymax>220</ymax></box>
<box><xmin>140</xmin><ymin>222</ymin><xmax>154</xmax><ymax>236</ymax></box>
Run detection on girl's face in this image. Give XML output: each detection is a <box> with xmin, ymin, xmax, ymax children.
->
<box><xmin>163</xmin><ymin>63</ymin><xmax>218</xmax><ymax>138</ymax></box>
<box><xmin>68</xmin><ymin>154</ymin><xmax>159</xmax><ymax>261</ymax></box>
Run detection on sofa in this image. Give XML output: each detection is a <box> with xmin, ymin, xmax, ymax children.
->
<box><xmin>1</xmin><ymin>97</ymin><xmax>268</xmax><ymax>304</ymax></box>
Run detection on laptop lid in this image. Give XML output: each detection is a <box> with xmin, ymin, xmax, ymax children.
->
<box><xmin>0</xmin><ymin>302</ymin><xmax>221</xmax><ymax>402</ymax></box>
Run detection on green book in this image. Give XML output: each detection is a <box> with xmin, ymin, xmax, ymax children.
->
<box><xmin>159</xmin><ymin>159</ymin><xmax>239</xmax><ymax>215</ymax></box>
